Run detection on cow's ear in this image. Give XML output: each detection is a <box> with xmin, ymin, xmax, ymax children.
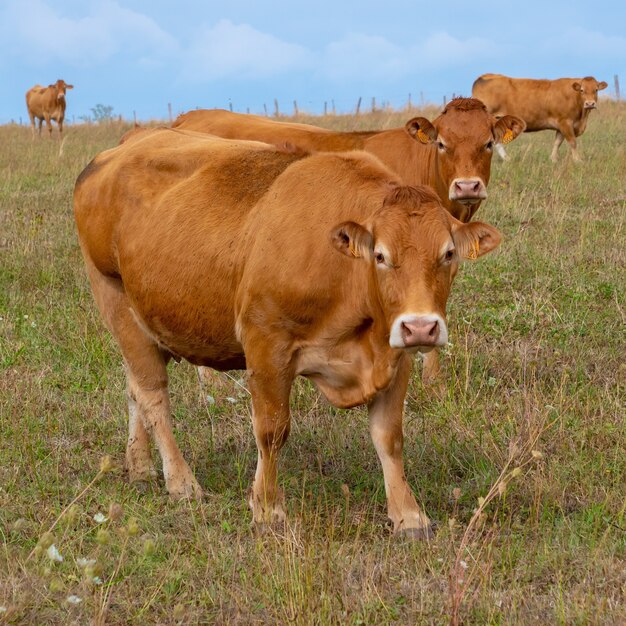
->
<box><xmin>493</xmin><ymin>115</ymin><xmax>525</xmax><ymax>144</ymax></box>
<box><xmin>67</xmin><ymin>84</ymin><xmax>74</xmax><ymax>90</ymax></box>
<box><xmin>405</xmin><ymin>117</ymin><xmax>437</xmax><ymax>144</ymax></box>
<box><xmin>451</xmin><ymin>220</ymin><xmax>501</xmax><ymax>260</ymax></box>
<box><xmin>572</xmin><ymin>82</ymin><xmax>583</xmax><ymax>92</ymax></box>
<box><xmin>597</xmin><ymin>81</ymin><xmax>608</xmax><ymax>91</ymax></box>
<box><xmin>330</xmin><ymin>221</ymin><xmax>373</xmax><ymax>259</ymax></box>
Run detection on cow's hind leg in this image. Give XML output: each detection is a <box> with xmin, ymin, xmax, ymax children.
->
<box><xmin>85</xmin><ymin>259</ymin><xmax>203</xmax><ymax>499</ymax></box>
<box><xmin>369</xmin><ymin>355</ymin><xmax>433</xmax><ymax>539</ymax></box>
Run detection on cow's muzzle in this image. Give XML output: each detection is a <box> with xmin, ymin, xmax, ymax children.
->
<box><xmin>583</xmin><ymin>101</ymin><xmax>597</xmax><ymax>109</ymax></box>
<box><xmin>449</xmin><ymin>178</ymin><xmax>487</xmax><ymax>205</ymax></box>
<box><xmin>390</xmin><ymin>314</ymin><xmax>448</xmax><ymax>351</ymax></box>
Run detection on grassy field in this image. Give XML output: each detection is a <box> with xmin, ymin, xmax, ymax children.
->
<box><xmin>0</xmin><ymin>104</ymin><xmax>624</xmax><ymax>625</ymax></box>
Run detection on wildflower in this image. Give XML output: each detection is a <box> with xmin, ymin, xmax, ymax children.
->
<box><xmin>459</xmin><ymin>560</ymin><xmax>468</xmax><ymax>570</ymax></box>
<box><xmin>108</xmin><ymin>502</ymin><xmax>124</xmax><ymax>522</ymax></box>
<box><xmin>206</xmin><ymin>395</ymin><xmax>215</xmax><ymax>405</ymax></box>
<box><xmin>127</xmin><ymin>517</ymin><xmax>140</xmax><ymax>536</ymax></box>
<box><xmin>47</xmin><ymin>544</ymin><xmax>63</xmax><ymax>562</ymax></box>
<box><xmin>95</xmin><ymin>529</ymin><xmax>110</xmax><ymax>545</ymax></box>
<box><xmin>531</xmin><ymin>450</ymin><xmax>544</xmax><ymax>460</ymax></box>
<box><xmin>225</xmin><ymin>397</ymin><xmax>237</xmax><ymax>404</ymax></box>
<box><xmin>99</xmin><ymin>455</ymin><xmax>114</xmax><ymax>473</ymax></box>
<box><xmin>93</xmin><ymin>512</ymin><xmax>108</xmax><ymax>524</ymax></box>
<box><xmin>511</xmin><ymin>467</ymin><xmax>522</xmax><ymax>478</ymax></box>
<box><xmin>67</xmin><ymin>595</ymin><xmax>82</xmax><ymax>605</ymax></box>
<box><xmin>452</xmin><ymin>487</ymin><xmax>461</xmax><ymax>500</ymax></box>
<box><xmin>340</xmin><ymin>483</ymin><xmax>350</xmax><ymax>498</ymax></box>
<box><xmin>448</xmin><ymin>517</ymin><xmax>456</xmax><ymax>530</ymax></box>
<box><xmin>498</xmin><ymin>481</ymin><xmax>507</xmax><ymax>496</ymax></box>
<box><xmin>77</xmin><ymin>558</ymin><xmax>96</xmax><ymax>568</ymax></box>
<box><xmin>142</xmin><ymin>538</ymin><xmax>156</xmax><ymax>556</ymax></box>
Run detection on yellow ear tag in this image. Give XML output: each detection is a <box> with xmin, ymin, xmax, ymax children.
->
<box><xmin>466</xmin><ymin>239</ymin><xmax>479</xmax><ymax>260</ymax></box>
<box><xmin>501</xmin><ymin>129</ymin><xmax>514</xmax><ymax>145</ymax></box>
<box><xmin>416</xmin><ymin>129</ymin><xmax>431</xmax><ymax>144</ymax></box>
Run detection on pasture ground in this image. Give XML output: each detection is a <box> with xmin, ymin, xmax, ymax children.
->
<box><xmin>0</xmin><ymin>104</ymin><xmax>624</xmax><ymax>625</ymax></box>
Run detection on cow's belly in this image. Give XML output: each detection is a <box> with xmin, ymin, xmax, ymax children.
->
<box><xmin>295</xmin><ymin>342</ymin><xmax>398</xmax><ymax>409</ymax></box>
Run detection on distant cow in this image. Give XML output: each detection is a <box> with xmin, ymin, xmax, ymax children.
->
<box><xmin>472</xmin><ymin>74</ymin><xmax>607</xmax><ymax>162</ymax></box>
<box><xmin>25</xmin><ymin>79</ymin><xmax>74</xmax><ymax>138</ymax></box>
<box><xmin>173</xmin><ymin>101</ymin><xmax>525</xmax><ymax>224</ymax></box>
<box><xmin>74</xmin><ymin>128</ymin><xmax>501</xmax><ymax>538</ymax></box>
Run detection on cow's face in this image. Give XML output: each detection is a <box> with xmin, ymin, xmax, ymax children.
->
<box><xmin>405</xmin><ymin>99</ymin><xmax>525</xmax><ymax>218</ymax></box>
<box><xmin>573</xmin><ymin>77</ymin><xmax>608</xmax><ymax>110</ymax></box>
<box><xmin>53</xmin><ymin>79</ymin><xmax>74</xmax><ymax>101</ymax></box>
<box><xmin>331</xmin><ymin>186</ymin><xmax>501</xmax><ymax>352</ymax></box>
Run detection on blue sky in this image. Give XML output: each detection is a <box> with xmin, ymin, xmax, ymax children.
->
<box><xmin>1</xmin><ymin>0</ymin><xmax>625</xmax><ymax>123</ymax></box>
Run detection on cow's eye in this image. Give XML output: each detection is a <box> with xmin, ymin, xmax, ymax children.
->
<box><xmin>375</xmin><ymin>251</ymin><xmax>386</xmax><ymax>265</ymax></box>
<box><xmin>437</xmin><ymin>141</ymin><xmax>445</xmax><ymax>151</ymax></box>
<box><xmin>444</xmin><ymin>249</ymin><xmax>455</xmax><ymax>262</ymax></box>
<box><xmin>485</xmin><ymin>141</ymin><xmax>493</xmax><ymax>150</ymax></box>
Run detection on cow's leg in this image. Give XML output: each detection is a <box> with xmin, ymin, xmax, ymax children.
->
<box><xmin>44</xmin><ymin>114</ymin><xmax>53</xmax><ymax>138</ymax></box>
<box><xmin>422</xmin><ymin>348</ymin><xmax>441</xmax><ymax>386</ymax></box>
<box><xmin>550</xmin><ymin>131</ymin><xmax>565</xmax><ymax>162</ymax></box>
<box><xmin>557</xmin><ymin>123</ymin><xmax>581</xmax><ymax>162</ymax></box>
<box><xmin>125</xmin><ymin>372</ymin><xmax>157</xmax><ymax>483</ymax></box>
<box><xmin>58</xmin><ymin>116</ymin><xmax>64</xmax><ymax>136</ymax></box>
<box><xmin>368</xmin><ymin>354</ymin><xmax>433</xmax><ymax>539</ymax></box>
<box><xmin>495</xmin><ymin>143</ymin><xmax>508</xmax><ymax>160</ymax></box>
<box><xmin>37</xmin><ymin>118</ymin><xmax>43</xmax><ymax>137</ymax></box>
<box><xmin>28</xmin><ymin>112</ymin><xmax>36</xmax><ymax>138</ymax></box>
<box><xmin>245</xmin><ymin>335</ymin><xmax>294</xmax><ymax>525</ymax></box>
<box><xmin>84</xmin><ymin>257</ymin><xmax>203</xmax><ymax>499</ymax></box>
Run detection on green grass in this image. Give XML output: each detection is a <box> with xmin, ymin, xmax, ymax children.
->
<box><xmin>0</xmin><ymin>106</ymin><xmax>625</xmax><ymax>624</ymax></box>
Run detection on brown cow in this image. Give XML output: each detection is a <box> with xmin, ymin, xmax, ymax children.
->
<box><xmin>172</xmin><ymin>101</ymin><xmax>525</xmax><ymax>224</ymax></box>
<box><xmin>472</xmin><ymin>74</ymin><xmax>607</xmax><ymax>162</ymax></box>
<box><xmin>74</xmin><ymin>128</ymin><xmax>501</xmax><ymax>538</ymax></box>
<box><xmin>173</xmin><ymin>104</ymin><xmax>522</xmax><ymax>388</ymax></box>
<box><xmin>26</xmin><ymin>79</ymin><xmax>74</xmax><ymax>138</ymax></box>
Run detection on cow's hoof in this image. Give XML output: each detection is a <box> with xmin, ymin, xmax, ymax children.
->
<box><xmin>396</xmin><ymin>524</ymin><xmax>435</xmax><ymax>541</ymax></box>
<box><xmin>127</xmin><ymin>465</ymin><xmax>158</xmax><ymax>484</ymax></box>
<box><xmin>166</xmin><ymin>477</ymin><xmax>204</xmax><ymax>501</ymax></box>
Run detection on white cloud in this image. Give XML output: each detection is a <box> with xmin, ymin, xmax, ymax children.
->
<box><xmin>0</xmin><ymin>0</ymin><xmax>178</xmax><ymax>67</ymax></box>
<box><xmin>180</xmin><ymin>19</ymin><xmax>311</xmax><ymax>82</ymax></box>
<box><xmin>321</xmin><ymin>31</ymin><xmax>497</xmax><ymax>82</ymax></box>
<box><xmin>540</xmin><ymin>26</ymin><xmax>626</xmax><ymax>58</ymax></box>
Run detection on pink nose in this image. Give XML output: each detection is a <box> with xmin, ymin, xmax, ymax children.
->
<box><xmin>401</xmin><ymin>318</ymin><xmax>440</xmax><ymax>347</ymax></box>
<box><xmin>584</xmin><ymin>101</ymin><xmax>597</xmax><ymax>109</ymax></box>
<box><xmin>454</xmin><ymin>180</ymin><xmax>483</xmax><ymax>198</ymax></box>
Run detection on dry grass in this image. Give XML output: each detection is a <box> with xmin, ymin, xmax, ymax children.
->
<box><xmin>1</xmin><ymin>104</ymin><xmax>625</xmax><ymax>624</ymax></box>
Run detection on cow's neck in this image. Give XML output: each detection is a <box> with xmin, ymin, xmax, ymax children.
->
<box><xmin>575</xmin><ymin>108</ymin><xmax>592</xmax><ymax>136</ymax></box>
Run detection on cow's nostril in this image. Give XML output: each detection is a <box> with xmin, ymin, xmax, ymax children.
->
<box><xmin>428</xmin><ymin>321</ymin><xmax>438</xmax><ymax>337</ymax></box>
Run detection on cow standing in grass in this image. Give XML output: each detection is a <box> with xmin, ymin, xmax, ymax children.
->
<box><xmin>74</xmin><ymin>128</ymin><xmax>502</xmax><ymax>538</ymax></box>
<box><xmin>472</xmin><ymin>74</ymin><xmax>608</xmax><ymax>162</ymax></box>
<box><xmin>26</xmin><ymin>79</ymin><xmax>74</xmax><ymax>138</ymax></box>
<box><xmin>173</xmin><ymin>100</ymin><xmax>523</xmax><ymax>387</ymax></box>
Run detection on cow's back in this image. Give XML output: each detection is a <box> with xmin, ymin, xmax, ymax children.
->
<box><xmin>173</xmin><ymin>109</ymin><xmax>375</xmax><ymax>151</ymax></box>
<box><xmin>472</xmin><ymin>74</ymin><xmax>581</xmax><ymax>130</ymax></box>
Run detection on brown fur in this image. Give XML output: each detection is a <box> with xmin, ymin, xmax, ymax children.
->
<box><xmin>74</xmin><ymin>128</ymin><xmax>501</xmax><ymax>534</ymax></box>
<box><xmin>472</xmin><ymin>74</ymin><xmax>608</xmax><ymax>161</ymax></box>
<box><xmin>172</xmin><ymin>104</ymin><xmax>525</xmax><ymax>223</ymax></box>
<box><xmin>25</xmin><ymin>79</ymin><xmax>73</xmax><ymax>137</ymax></box>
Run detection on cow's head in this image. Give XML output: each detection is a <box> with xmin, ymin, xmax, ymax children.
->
<box><xmin>52</xmin><ymin>79</ymin><xmax>74</xmax><ymax>101</ymax></box>
<box><xmin>404</xmin><ymin>98</ymin><xmax>525</xmax><ymax>221</ymax></box>
<box><xmin>331</xmin><ymin>186</ymin><xmax>501</xmax><ymax>352</ymax></box>
<box><xmin>572</xmin><ymin>77</ymin><xmax>608</xmax><ymax>110</ymax></box>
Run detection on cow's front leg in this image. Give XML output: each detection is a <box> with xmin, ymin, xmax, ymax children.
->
<box><xmin>550</xmin><ymin>131</ymin><xmax>565</xmax><ymax>162</ymax></box>
<box><xmin>369</xmin><ymin>354</ymin><xmax>433</xmax><ymax>539</ymax></box>
<box><xmin>246</xmin><ymin>339</ymin><xmax>294</xmax><ymax>527</ymax></box>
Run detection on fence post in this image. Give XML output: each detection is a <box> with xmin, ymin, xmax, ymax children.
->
<box><xmin>355</xmin><ymin>96</ymin><xmax>362</xmax><ymax>115</ymax></box>
<box><xmin>324</xmin><ymin>101</ymin><xmax>328</xmax><ymax>116</ymax></box>
<box><xmin>407</xmin><ymin>93</ymin><xmax>412</xmax><ymax>109</ymax></box>
<box><xmin>293</xmin><ymin>100</ymin><xmax>299</xmax><ymax>116</ymax></box>
<box><xmin>614</xmin><ymin>74</ymin><xmax>621</xmax><ymax>100</ymax></box>
<box><xmin>168</xmin><ymin>102</ymin><xmax>172</xmax><ymax>123</ymax></box>
<box><xmin>443</xmin><ymin>95</ymin><xmax>447</xmax><ymax>107</ymax></box>
<box><xmin>263</xmin><ymin>103</ymin><xmax>268</xmax><ymax>116</ymax></box>
<box><xmin>133</xmin><ymin>110</ymin><xmax>137</xmax><ymax>127</ymax></box>
<box><xmin>274</xmin><ymin>99</ymin><xmax>280</xmax><ymax>117</ymax></box>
